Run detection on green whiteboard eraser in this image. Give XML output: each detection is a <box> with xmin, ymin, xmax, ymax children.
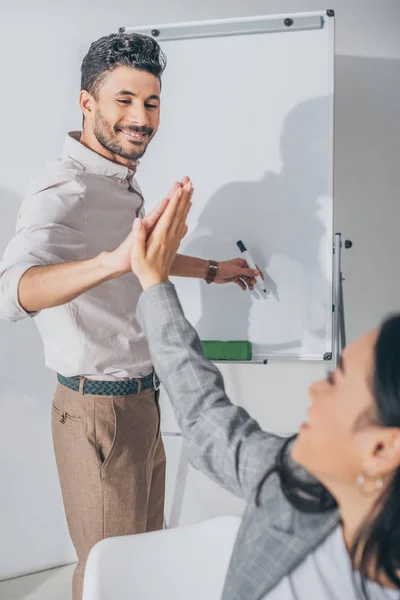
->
<box><xmin>201</xmin><ymin>341</ymin><xmax>252</xmax><ymax>361</ymax></box>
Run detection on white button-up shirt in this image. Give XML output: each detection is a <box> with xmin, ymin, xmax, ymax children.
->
<box><xmin>0</xmin><ymin>132</ymin><xmax>153</xmax><ymax>380</ymax></box>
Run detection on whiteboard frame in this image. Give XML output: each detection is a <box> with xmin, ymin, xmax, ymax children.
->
<box><xmin>121</xmin><ymin>13</ymin><xmax>326</xmax><ymax>42</ymax></box>
<box><xmin>120</xmin><ymin>11</ymin><xmax>336</xmax><ymax>363</ymax></box>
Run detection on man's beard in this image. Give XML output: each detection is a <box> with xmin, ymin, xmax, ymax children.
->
<box><xmin>93</xmin><ymin>110</ymin><xmax>154</xmax><ymax>162</ymax></box>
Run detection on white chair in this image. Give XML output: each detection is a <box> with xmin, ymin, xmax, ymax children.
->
<box><xmin>83</xmin><ymin>515</ymin><xmax>241</xmax><ymax>600</ymax></box>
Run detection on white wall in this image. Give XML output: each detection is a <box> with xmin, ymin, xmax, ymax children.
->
<box><xmin>0</xmin><ymin>0</ymin><xmax>399</xmax><ymax>579</ymax></box>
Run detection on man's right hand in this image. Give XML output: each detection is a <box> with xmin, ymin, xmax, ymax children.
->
<box><xmin>102</xmin><ymin>181</ymin><xmax>185</xmax><ymax>278</ymax></box>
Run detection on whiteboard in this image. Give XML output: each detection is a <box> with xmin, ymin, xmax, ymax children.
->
<box><xmin>129</xmin><ymin>12</ymin><xmax>335</xmax><ymax>361</ymax></box>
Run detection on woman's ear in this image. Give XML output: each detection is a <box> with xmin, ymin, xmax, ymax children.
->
<box><xmin>364</xmin><ymin>428</ymin><xmax>400</xmax><ymax>478</ymax></box>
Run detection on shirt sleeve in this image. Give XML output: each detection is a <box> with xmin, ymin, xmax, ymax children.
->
<box><xmin>137</xmin><ymin>282</ymin><xmax>287</xmax><ymax>501</ymax></box>
<box><xmin>0</xmin><ymin>172</ymin><xmax>88</xmax><ymax>321</ymax></box>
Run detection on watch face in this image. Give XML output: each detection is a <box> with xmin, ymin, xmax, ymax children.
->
<box><xmin>205</xmin><ymin>261</ymin><xmax>218</xmax><ymax>283</ymax></box>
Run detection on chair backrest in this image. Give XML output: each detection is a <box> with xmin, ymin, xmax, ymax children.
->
<box><xmin>83</xmin><ymin>515</ymin><xmax>241</xmax><ymax>600</ymax></box>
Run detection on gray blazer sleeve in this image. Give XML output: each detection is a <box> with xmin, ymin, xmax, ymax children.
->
<box><xmin>136</xmin><ymin>282</ymin><xmax>287</xmax><ymax>501</ymax></box>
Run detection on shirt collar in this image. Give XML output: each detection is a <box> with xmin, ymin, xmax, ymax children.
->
<box><xmin>62</xmin><ymin>131</ymin><xmax>139</xmax><ymax>182</ymax></box>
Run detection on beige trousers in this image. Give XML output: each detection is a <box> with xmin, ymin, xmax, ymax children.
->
<box><xmin>52</xmin><ymin>382</ymin><xmax>166</xmax><ymax>600</ymax></box>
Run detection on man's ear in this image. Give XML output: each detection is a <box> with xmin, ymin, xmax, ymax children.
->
<box><xmin>79</xmin><ymin>90</ymin><xmax>95</xmax><ymax>121</ymax></box>
<box><xmin>364</xmin><ymin>428</ymin><xmax>400</xmax><ymax>478</ymax></box>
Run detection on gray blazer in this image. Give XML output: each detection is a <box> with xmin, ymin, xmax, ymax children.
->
<box><xmin>137</xmin><ymin>283</ymin><xmax>340</xmax><ymax>600</ymax></box>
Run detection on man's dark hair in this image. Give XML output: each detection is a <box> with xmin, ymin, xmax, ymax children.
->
<box><xmin>80</xmin><ymin>32</ymin><xmax>167</xmax><ymax>98</ymax></box>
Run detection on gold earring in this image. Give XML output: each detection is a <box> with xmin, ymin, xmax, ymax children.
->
<box><xmin>356</xmin><ymin>472</ymin><xmax>384</xmax><ymax>497</ymax></box>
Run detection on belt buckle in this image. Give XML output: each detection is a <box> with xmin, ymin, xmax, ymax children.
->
<box><xmin>153</xmin><ymin>371</ymin><xmax>160</xmax><ymax>391</ymax></box>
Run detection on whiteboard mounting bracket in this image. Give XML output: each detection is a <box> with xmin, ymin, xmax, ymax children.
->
<box><xmin>120</xmin><ymin>14</ymin><xmax>325</xmax><ymax>43</ymax></box>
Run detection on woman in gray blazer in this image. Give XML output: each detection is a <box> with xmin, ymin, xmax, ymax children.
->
<box><xmin>131</xmin><ymin>182</ymin><xmax>400</xmax><ymax>600</ymax></box>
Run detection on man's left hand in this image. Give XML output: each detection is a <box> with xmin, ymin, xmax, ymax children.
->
<box><xmin>214</xmin><ymin>259</ymin><xmax>262</xmax><ymax>291</ymax></box>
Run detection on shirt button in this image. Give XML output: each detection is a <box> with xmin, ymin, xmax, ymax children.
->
<box><xmin>60</xmin><ymin>413</ymin><xmax>66</xmax><ymax>424</ymax></box>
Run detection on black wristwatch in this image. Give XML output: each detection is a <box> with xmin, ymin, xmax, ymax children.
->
<box><xmin>205</xmin><ymin>260</ymin><xmax>218</xmax><ymax>284</ymax></box>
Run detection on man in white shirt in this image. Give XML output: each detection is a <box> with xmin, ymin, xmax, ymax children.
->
<box><xmin>0</xmin><ymin>32</ymin><xmax>258</xmax><ymax>600</ymax></box>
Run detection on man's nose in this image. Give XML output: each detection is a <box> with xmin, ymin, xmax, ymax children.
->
<box><xmin>127</xmin><ymin>104</ymin><xmax>150</xmax><ymax>128</ymax></box>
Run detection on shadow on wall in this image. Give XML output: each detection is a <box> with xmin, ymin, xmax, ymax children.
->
<box><xmin>0</xmin><ymin>187</ymin><xmax>74</xmax><ymax>579</ymax></box>
<box><xmin>334</xmin><ymin>55</ymin><xmax>400</xmax><ymax>340</ymax></box>
<box><xmin>182</xmin><ymin>96</ymin><xmax>331</xmax><ymax>352</ymax></box>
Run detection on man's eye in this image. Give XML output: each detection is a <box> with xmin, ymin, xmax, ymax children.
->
<box><xmin>117</xmin><ymin>100</ymin><xmax>131</xmax><ymax>105</ymax></box>
<box><xmin>146</xmin><ymin>104</ymin><xmax>158</xmax><ymax>110</ymax></box>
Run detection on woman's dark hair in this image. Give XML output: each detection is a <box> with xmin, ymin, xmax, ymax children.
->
<box><xmin>256</xmin><ymin>314</ymin><xmax>400</xmax><ymax>597</ymax></box>
<box><xmin>80</xmin><ymin>32</ymin><xmax>167</xmax><ymax>99</ymax></box>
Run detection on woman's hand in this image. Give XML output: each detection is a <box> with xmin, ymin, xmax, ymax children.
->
<box><xmin>131</xmin><ymin>180</ymin><xmax>193</xmax><ymax>289</ymax></box>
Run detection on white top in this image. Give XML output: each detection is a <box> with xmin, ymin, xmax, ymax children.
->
<box><xmin>264</xmin><ymin>527</ymin><xmax>399</xmax><ymax>600</ymax></box>
<box><xmin>0</xmin><ymin>132</ymin><xmax>153</xmax><ymax>380</ymax></box>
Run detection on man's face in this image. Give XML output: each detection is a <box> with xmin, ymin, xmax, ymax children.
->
<box><xmin>85</xmin><ymin>65</ymin><xmax>161</xmax><ymax>162</ymax></box>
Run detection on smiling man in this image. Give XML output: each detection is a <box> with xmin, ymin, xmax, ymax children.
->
<box><xmin>0</xmin><ymin>33</ymin><xmax>258</xmax><ymax>600</ymax></box>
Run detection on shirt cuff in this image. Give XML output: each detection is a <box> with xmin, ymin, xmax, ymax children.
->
<box><xmin>0</xmin><ymin>262</ymin><xmax>41</xmax><ymax>321</ymax></box>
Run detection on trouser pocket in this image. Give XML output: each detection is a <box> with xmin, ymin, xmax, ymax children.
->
<box><xmin>93</xmin><ymin>399</ymin><xmax>118</xmax><ymax>470</ymax></box>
